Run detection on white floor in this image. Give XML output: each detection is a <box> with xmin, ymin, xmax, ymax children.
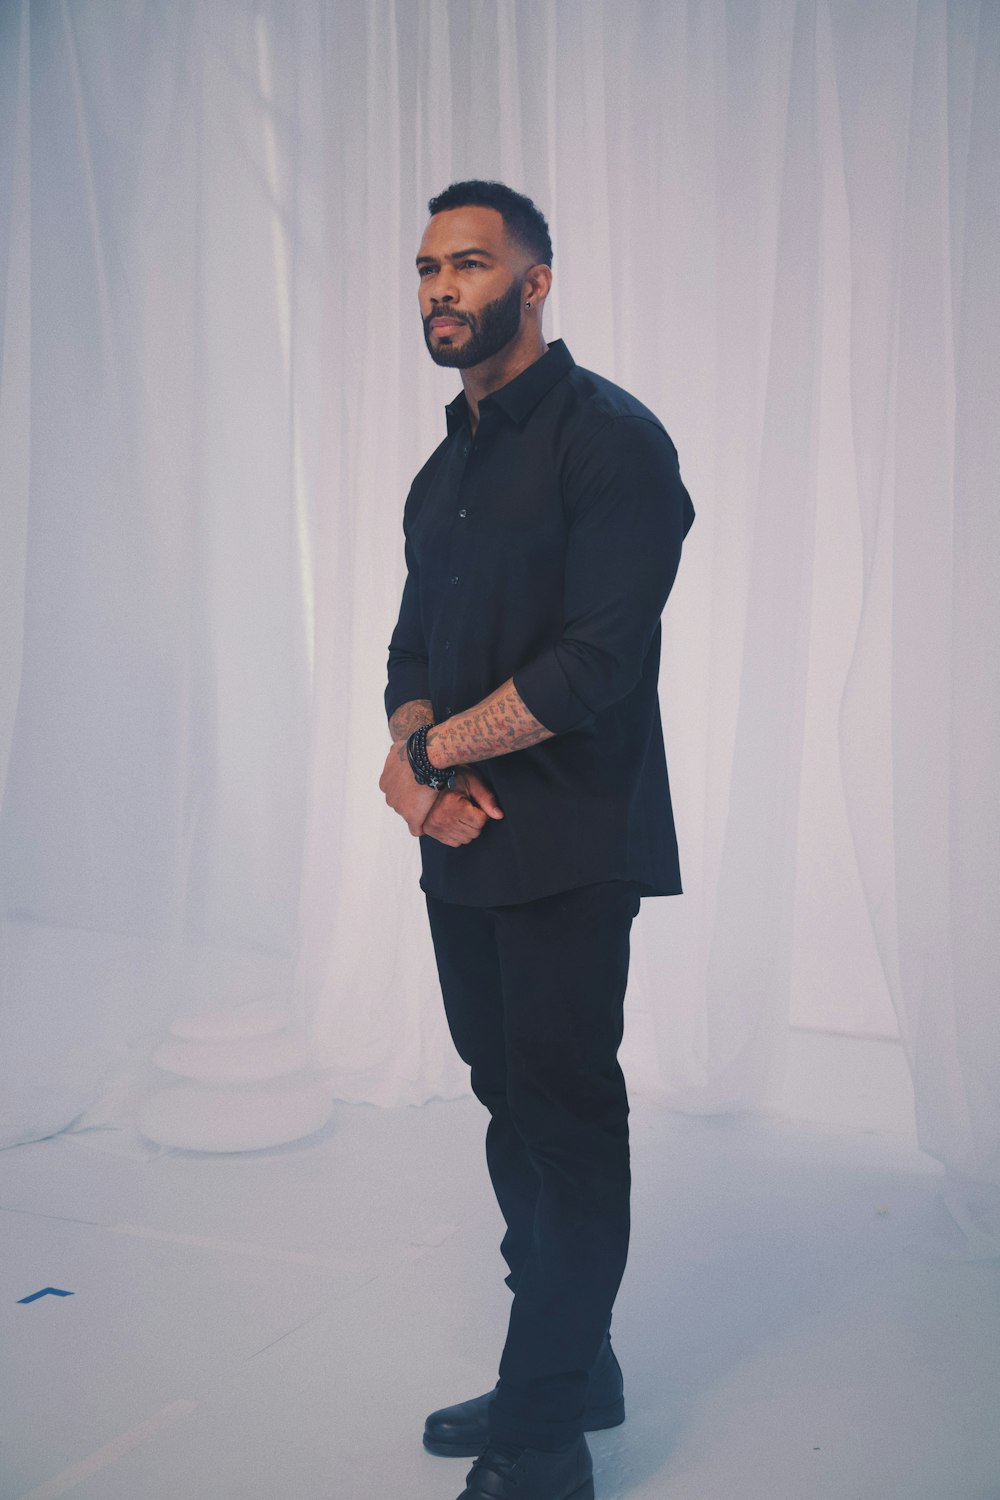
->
<box><xmin>2</xmin><ymin>1094</ymin><xmax>999</xmax><ymax>1500</ymax></box>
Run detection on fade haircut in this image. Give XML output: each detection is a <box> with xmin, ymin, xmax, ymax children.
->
<box><xmin>427</xmin><ymin>180</ymin><xmax>553</xmax><ymax>267</ymax></box>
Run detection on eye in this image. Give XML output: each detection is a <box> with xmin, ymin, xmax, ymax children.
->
<box><xmin>460</xmin><ymin>259</ymin><xmax>484</xmax><ymax>270</ymax></box>
<box><xmin>417</xmin><ymin>265</ymin><xmax>435</xmax><ymax>278</ymax></box>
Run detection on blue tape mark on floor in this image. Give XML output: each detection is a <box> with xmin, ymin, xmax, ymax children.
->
<box><xmin>17</xmin><ymin>1287</ymin><xmax>74</xmax><ymax>1304</ymax></box>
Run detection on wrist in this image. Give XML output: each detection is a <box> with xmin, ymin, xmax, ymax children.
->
<box><xmin>426</xmin><ymin>725</ymin><xmax>448</xmax><ymax>769</ymax></box>
<box><xmin>388</xmin><ymin>698</ymin><xmax>434</xmax><ymax>745</ymax></box>
<box><xmin>406</xmin><ymin>723</ymin><xmax>455</xmax><ymax>791</ymax></box>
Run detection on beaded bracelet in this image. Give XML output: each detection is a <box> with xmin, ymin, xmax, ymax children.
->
<box><xmin>405</xmin><ymin>723</ymin><xmax>456</xmax><ymax>792</ymax></box>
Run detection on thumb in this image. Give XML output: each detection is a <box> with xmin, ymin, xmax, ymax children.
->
<box><xmin>462</xmin><ymin>769</ymin><xmax>504</xmax><ymax>819</ymax></box>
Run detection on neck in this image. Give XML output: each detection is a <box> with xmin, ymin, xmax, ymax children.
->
<box><xmin>461</xmin><ymin>329</ymin><xmax>549</xmax><ymax>432</ymax></box>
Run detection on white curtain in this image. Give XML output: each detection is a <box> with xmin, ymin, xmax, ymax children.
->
<box><xmin>1</xmin><ymin>0</ymin><xmax>997</xmax><ymax>1230</ymax></box>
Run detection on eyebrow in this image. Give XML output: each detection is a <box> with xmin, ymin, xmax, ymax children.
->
<box><xmin>415</xmin><ymin>246</ymin><xmax>496</xmax><ymax>265</ymax></box>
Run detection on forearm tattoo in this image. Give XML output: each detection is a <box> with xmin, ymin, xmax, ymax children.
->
<box><xmin>388</xmin><ymin>698</ymin><xmax>434</xmax><ymax>744</ymax></box>
<box><xmin>427</xmin><ymin>679</ymin><xmax>553</xmax><ymax>768</ymax></box>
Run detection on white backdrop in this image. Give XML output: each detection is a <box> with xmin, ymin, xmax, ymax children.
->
<box><xmin>0</xmin><ymin>0</ymin><xmax>997</xmax><ymax>1220</ymax></box>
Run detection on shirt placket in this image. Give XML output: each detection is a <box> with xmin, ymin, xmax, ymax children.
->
<box><xmin>438</xmin><ymin>426</ymin><xmax>479</xmax><ymax>720</ymax></box>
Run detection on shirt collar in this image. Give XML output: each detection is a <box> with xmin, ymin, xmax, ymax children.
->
<box><xmin>444</xmin><ymin>339</ymin><xmax>574</xmax><ymax>435</ymax></box>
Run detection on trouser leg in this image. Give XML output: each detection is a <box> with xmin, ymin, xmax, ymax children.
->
<box><xmin>425</xmin><ymin>895</ymin><xmax>538</xmax><ymax>1292</ymax></box>
<box><xmin>488</xmin><ymin>880</ymin><xmax>639</xmax><ymax>1452</ymax></box>
<box><xmin>427</xmin><ymin>880</ymin><xmax>639</xmax><ymax>1454</ymax></box>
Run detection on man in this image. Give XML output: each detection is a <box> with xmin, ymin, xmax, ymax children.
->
<box><xmin>380</xmin><ymin>180</ymin><xmax>694</xmax><ymax>1500</ymax></box>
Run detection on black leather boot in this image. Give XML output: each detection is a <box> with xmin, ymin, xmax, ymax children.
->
<box><xmin>456</xmin><ymin>1436</ymin><xmax>594</xmax><ymax>1500</ymax></box>
<box><xmin>424</xmin><ymin>1338</ymin><xmax>624</xmax><ymax>1458</ymax></box>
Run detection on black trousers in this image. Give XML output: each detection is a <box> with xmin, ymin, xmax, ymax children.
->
<box><xmin>425</xmin><ymin>879</ymin><xmax>641</xmax><ymax>1451</ymax></box>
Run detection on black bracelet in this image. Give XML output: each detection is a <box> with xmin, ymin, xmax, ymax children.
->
<box><xmin>406</xmin><ymin>723</ymin><xmax>456</xmax><ymax>792</ymax></box>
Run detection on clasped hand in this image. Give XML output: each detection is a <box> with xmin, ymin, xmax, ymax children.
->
<box><xmin>379</xmin><ymin>742</ymin><xmax>503</xmax><ymax>845</ymax></box>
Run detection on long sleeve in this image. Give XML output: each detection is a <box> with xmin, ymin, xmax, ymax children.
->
<box><xmin>513</xmin><ymin>416</ymin><xmax>694</xmax><ymax>734</ymax></box>
<box><xmin>385</xmin><ymin>527</ymin><xmax>431</xmax><ymax>720</ymax></box>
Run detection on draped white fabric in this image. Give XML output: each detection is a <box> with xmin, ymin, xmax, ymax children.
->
<box><xmin>1</xmin><ymin>0</ymin><xmax>997</xmax><ymax>1226</ymax></box>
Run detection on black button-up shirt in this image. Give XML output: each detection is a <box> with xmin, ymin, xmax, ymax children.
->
<box><xmin>386</xmin><ymin>339</ymin><xmax>694</xmax><ymax>907</ymax></box>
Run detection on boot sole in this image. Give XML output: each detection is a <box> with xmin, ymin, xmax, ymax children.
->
<box><xmin>422</xmin><ymin>1399</ymin><xmax>625</xmax><ymax>1458</ymax></box>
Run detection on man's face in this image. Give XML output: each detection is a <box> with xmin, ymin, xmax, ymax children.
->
<box><xmin>416</xmin><ymin>206</ymin><xmax>528</xmax><ymax>369</ymax></box>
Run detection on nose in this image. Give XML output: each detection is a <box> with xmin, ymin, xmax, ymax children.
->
<box><xmin>429</xmin><ymin>268</ymin><xmax>459</xmax><ymax>305</ymax></box>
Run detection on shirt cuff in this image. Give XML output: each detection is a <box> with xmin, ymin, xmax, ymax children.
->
<box><xmin>513</xmin><ymin>650</ymin><xmax>593</xmax><ymax>736</ymax></box>
<box><xmin>385</xmin><ymin>668</ymin><xmax>431</xmax><ymax>722</ymax></box>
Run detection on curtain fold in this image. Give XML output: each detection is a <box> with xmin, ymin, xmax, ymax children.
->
<box><xmin>0</xmin><ymin>0</ymin><xmax>997</xmax><ymax>1242</ymax></box>
<box><xmin>829</xmin><ymin>0</ymin><xmax>1000</xmax><ymax>1241</ymax></box>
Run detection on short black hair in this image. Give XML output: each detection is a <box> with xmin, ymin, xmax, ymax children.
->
<box><xmin>427</xmin><ymin>180</ymin><xmax>553</xmax><ymax>267</ymax></box>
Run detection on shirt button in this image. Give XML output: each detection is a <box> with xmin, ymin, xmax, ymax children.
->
<box><xmin>444</xmin><ymin>706</ymin><xmax>453</xmax><ymax>717</ymax></box>
<box><xmin>443</xmin><ymin>640</ymin><xmax>451</xmax><ymax>651</ymax></box>
<box><xmin>458</xmin><ymin>508</ymin><xmax>467</xmax><ymax>519</ymax></box>
<box><xmin>450</xmin><ymin>575</ymin><xmax>459</xmax><ymax>585</ymax></box>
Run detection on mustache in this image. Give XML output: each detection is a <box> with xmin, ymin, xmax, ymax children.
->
<box><xmin>425</xmin><ymin>308</ymin><xmax>473</xmax><ymax>330</ymax></box>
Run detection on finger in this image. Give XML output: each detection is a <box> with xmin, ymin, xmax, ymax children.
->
<box><xmin>428</xmin><ymin>811</ymin><xmax>483</xmax><ymax>845</ymax></box>
<box><xmin>460</xmin><ymin>771</ymin><xmax>504</xmax><ymax>819</ymax></box>
<box><xmin>429</xmin><ymin>817</ymin><xmax>476</xmax><ymax>843</ymax></box>
<box><xmin>437</xmin><ymin>792</ymin><xmax>485</xmax><ymax>824</ymax></box>
<box><xmin>428</xmin><ymin>827</ymin><xmax>470</xmax><ymax>847</ymax></box>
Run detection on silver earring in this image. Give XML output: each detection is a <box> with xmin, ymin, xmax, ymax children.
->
<box><xmin>525</xmin><ymin>300</ymin><xmax>532</xmax><ymax>309</ymax></box>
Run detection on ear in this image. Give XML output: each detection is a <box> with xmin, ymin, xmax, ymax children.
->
<box><xmin>523</xmin><ymin>263</ymin><xmax>553</xmax><ymax>309</ymax></box>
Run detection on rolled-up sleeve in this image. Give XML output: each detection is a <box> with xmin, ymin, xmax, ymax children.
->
<box><xmin>385</xmin><ymin>528</ymin><xmax>431</xmax><ymax>720</ymax></box>
<box><xmin>513</xmin><ymin>416</ymin><xmax>694</xmax><ymax>734</ymax></box>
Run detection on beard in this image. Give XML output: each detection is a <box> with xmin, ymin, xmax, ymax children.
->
<box><xmin>423</xmin><ymin>275</ymin><xmax>523</xmax><ymax>368</ymax></box>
